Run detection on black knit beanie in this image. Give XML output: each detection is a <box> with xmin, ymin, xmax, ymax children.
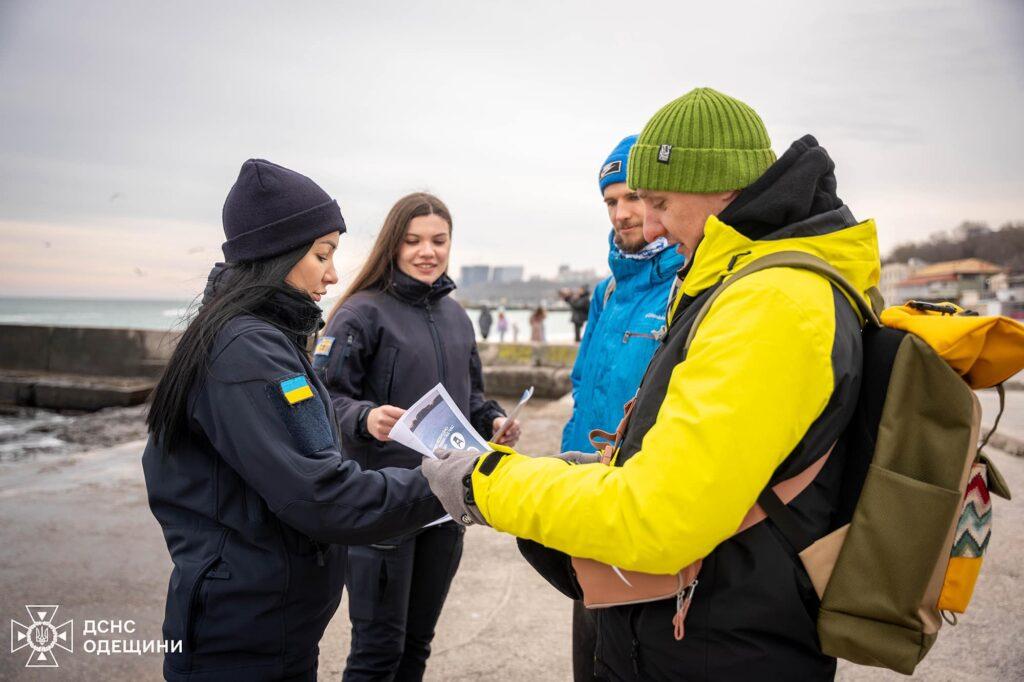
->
<box><xmin>221</xmin><ymin>159</ymin><xmax>347</xmax><ymax>262</ymax></box>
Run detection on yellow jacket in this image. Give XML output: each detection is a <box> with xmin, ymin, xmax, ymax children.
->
<box><xmin>471</xmin><ymin>214</ymin><xmax>880</xmax><ymax>575</ymax></box>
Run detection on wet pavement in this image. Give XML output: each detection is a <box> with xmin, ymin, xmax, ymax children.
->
<box><xmin>0</xmin><ymin>397</ymin><xmax>1021</xmax><ymax>680</ymax></box>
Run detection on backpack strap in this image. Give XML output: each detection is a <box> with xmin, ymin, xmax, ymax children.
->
<box><xmin>602</xmin><ymin>276</ymin><xmax>617</xmax><ymax>308</ymax></box>
<box><xmin>977</xmin><ymin>382</ymin><xmax>1006</xmax><ymax>454</ymax></box>
<box><xmin>684</xmin><ymin>250</ymin><xmax>882</xmax><ymax>353</ymax></box>
<box><xmin>678</xmin><ymin>251</ymin><xmax>880</xmax><ymax>552</ymax></box>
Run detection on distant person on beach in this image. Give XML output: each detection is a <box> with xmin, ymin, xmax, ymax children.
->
<box><xmin>478</xmin><ymin>304</ymin><xmax>493</xmax><ymax>341</ymax></box>
<box><xmin>512</xmin><ymin>320</ymin><xmax>520</xmax><ymax>342</ymax></box>
<box><xmin>496</xmin><ymin>310</ymin><xmax>509</xmax><ymax>342</ymax></box>
<box><xmin>316</xmin><ymin>192</ymin><xmax>519</xmax><ymax>681</ymax></box>
<box><xmin>529</xmin><ymin>306</ymin><xmax>546</xmax><ymax>343</ymax></box>
<box><xmin>555</xmin><ymin>134</ymin><xmax>685</xmax><ymax>680</ymax></box>
<box><xmin>420</xmin><ymin>88</ymin><xmax>880</xmax><ymax>681</ymax></box>
<box><xmin>142</xmin><ymin>160</ymin><xmax>444</xmax><ymax>682</ymax></box>
<box><xmin>562</xmin><ymin>285</ymin><xmax>593</xmax><ymax>343</ymax></box>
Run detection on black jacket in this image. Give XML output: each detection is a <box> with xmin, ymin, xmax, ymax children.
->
<box><xmin>569</xmin><ymin>292</ymin><xmax>590</xmax><ymax>326</ymax></box>
<box><xmin>316</xmin><ymin>270</ymin><xmax>504</xmax><ymax>471</ymax></box>
<box><xmin>142</xmin><ymin>300</ymin><xmax>443</xmax><ymax>681</ymax></box>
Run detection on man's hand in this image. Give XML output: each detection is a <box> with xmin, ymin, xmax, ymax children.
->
<box><xmin>492</xmin><ymin>417</ymin><xmax>521</xmax><ymax>446</ymax></box>
<box><xmin>367</xmin><ymin>405</ymin><xmax>406</xmax><ymax>442</ymax></box>
<box><xmin>421</xmin><ymin>450</ymin><xmax>488</xmax><ymax>526</ymax></box>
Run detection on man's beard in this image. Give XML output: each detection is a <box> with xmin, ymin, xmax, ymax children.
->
<box><xmin>613</xmin><ymin>224</ymin><xmax>647</xmax><ymax>254</ymax></box>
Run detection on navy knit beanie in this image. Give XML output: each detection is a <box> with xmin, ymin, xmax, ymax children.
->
<box><xmin>598</xmin><ymin>135</ymin><xmax>638</xmax><ymax>194</ymax></box>
<box><xmin>221</xmin><ymin>159</ymin><xmax>347</xmax><ymax>262</ymax></box>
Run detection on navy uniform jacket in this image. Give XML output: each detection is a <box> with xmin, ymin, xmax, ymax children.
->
<box><xmin>316</xmin><ymin>270</ymin><xmax>504</xmax><ymax>471</ymax></box>
<box><xmin>142</xmin><ymin>315</ymin><xmax>443</xmax><ymax>681</ymax></box>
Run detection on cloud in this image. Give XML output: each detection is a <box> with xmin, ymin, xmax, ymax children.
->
<box><xmin>1</xmin><ymin>0</ymin><xmax>1022</xmax><ymax>299</ymax></box>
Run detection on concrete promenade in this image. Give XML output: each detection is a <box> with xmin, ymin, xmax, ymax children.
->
<box><xmin>0</xmin><ymin>397</ymin><xmax>1021</xmax><ymax>679</ymax></box>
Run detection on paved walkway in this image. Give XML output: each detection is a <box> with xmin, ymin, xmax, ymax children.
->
<box><xmin>0</xmin><ymin>397</ymin><xmax>1020</xmax><ymax>679</ymax></box>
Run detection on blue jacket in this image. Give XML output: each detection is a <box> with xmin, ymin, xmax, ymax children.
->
<box><xmin>560</xmin><ymin>234</ymin><xmax>684</xmax><ymax>453</ymax></box>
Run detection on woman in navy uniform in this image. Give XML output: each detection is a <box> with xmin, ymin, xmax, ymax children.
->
<box><xmin>142</xmin><ymin>160</ymin><xmax>444</xmax><ymax>682</ymax></box>
<box><xmin>316</xmin><ymin>193</ymin><xmax>520</xmax><ymax>681</ymax></box>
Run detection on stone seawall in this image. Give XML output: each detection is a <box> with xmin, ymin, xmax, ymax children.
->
<box><xmin>0</xmin><ymin>325</ymin><xmax>179</xmax><ymax>410</ymax></box>
<box><xmin>0</xmin><ymin>325</ymin><xmax>574</xmax><ymax>409</ymax></box>
<box><xmin>0</xmin><ymin>325</ymin><xmax>179</xmax><ymax>376</ymax></box>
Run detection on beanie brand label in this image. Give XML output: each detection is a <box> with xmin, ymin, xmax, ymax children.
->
<box><xmin>600</xmin><ymin>160</ymin><xmax>622</xmax><ymax>179</ymax></box>
<box><xmin>657</xmin><ymin>145</ymin><xmax>672</xmax><ymax>164</ymax></box>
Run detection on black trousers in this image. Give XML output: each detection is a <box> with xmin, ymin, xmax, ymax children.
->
<box><xmin>573</xmin><ymin>600</ymin><xmax>598</xmax><ymax>681</ymax></box>
<box><xmin>342</xmin><ymin>522</ymin><xmax>464</xmax><ymax>682</ymax></box>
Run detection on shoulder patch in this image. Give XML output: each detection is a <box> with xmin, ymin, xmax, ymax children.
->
<box><xmin>280</xmin><ymin>375</ymin><xmax>314</xmax><ymax>404</ymax></box>
<box><xmin>266</xmin><ymin>376</ymin><xmax>333</xmax><ymax>454</ymax></box>
<box><xmin>314</xmin><ymin>336</ymin><xmax>335</xmax><ymax>356</ymax></box>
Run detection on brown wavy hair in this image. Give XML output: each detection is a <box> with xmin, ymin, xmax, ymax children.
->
<box><xmin>327</xmin><ymin>192</ymin><xmax>452</xmax><ymax>324</ymax></box>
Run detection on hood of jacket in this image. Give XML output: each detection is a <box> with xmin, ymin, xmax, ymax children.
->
<box><xmin>678</xmin><ymin>134</ymin><xmax>880</xmax><ymax>305</ymax></box>
<box><xmin>606</xmin><ymin>230</ymin><xmax>686</xmax><ymax>288</ymax></box>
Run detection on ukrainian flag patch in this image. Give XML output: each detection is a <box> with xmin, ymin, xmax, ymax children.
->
<box><xmin>280</xmin><ymin>375</ymin><xmax>314</xmax><ymax>405</ymax></box>
<box><xmin>314</xmin><ymin>336</ymin><xmax>334</xmax><ymax>356</ymax></box>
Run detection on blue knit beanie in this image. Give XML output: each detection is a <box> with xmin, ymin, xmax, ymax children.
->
<box><xmin>222</xmin><ymin>159</ymin><xmax>347</xmax><ymax>262</ymax></box>
<box><xmin>598</xmin><ymin>135</ymin><xmax>638</xmax><ymax>194</ymax></box>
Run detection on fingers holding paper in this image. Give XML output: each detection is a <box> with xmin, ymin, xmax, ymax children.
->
<box><xmin>367</xmin><ymin>405</ymin><xmax>406</xmax><ymax>441</ymax></box>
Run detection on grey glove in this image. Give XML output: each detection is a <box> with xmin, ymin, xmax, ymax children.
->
<box><xmin>551</xmin><ymin>450</ymin><xmax>603</xmax><ymax>465</ymax></box>
<box><xmin>422</xmin><ymin>450</ymin><xmax>488</xmax><ymax>526</ymax></box>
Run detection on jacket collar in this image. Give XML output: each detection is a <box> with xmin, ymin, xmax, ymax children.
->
<box><xmin>386</xmin><ymin>268</ymin><xmax>457</xmax><ymax>307</ymax></box>
<box><xmin>606</xmin><ymin>231</ymin><xmax>686</xmax><ymax>287</ymax></box>
<box><xmin>201</xmin><ymin>262</ymin><xmax>323</xmax><ymax>348</ymax></box>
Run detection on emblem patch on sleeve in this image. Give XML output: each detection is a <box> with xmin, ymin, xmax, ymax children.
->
<box><xmin>314</xmin><ymin>336</ymin><xmax>335</xmax><ymax>356</ymax></box>
<box><xmin>280</xmin><ymin>375</ymin><xmax>314</xmax><ymax>404</ymax></box>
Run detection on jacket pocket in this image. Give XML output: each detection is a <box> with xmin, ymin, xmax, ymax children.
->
<box><xmin>186</xmin><ymin>555</ymin><xmax>229</xmax><ymax>651</ymax></box>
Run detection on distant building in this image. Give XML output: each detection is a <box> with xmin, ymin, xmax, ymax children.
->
<box><xmin>491</xmin><ymin>265</ymin><xmax>524</xmax><ymax>283</ymax></box>
<box><xmin>893</xmin><ymin>258</ymin><xmax>1003</xmax><ymax>306</ymax></box>
<box><xmin>880</xmin><ymin>259</ymin><xmax>922</xmax><ymax>306</ymax></box>
<box><xmin>460</xmin><ymin>265</ymin><xmax>491</xmax><ymax>287</ymax></box>
<box><xmin>983</xmin><ymin>271</ymin><xmax>1024</xmax><ymax>319</ymax></box>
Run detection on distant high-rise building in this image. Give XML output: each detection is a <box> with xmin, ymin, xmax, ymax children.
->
<box><xmin>460</xmin><ymin>265</ymin><xmax>491</xmax><ymax>287</ymax></box>
<box><xmin>491</xmin><ymin>266</ymin><xmax>524</xmax><ymax>283</ymax></box>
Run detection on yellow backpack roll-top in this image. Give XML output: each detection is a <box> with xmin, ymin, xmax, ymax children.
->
<box><xmin>880</xmin><ymin>300</ymin><xmax>1024</xmax><ymax>389</ymax></box>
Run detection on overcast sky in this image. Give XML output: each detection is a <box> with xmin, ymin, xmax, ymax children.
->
<box><xmin>1</xmin><ymin>0</ymin><xmax>1022</xmax><ymax>300</ymax></box>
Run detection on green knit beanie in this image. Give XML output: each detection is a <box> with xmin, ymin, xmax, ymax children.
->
<box><xmin>627</xmin><ymin>87</ymin><xmax>776</xmax><ymax>193</ymax></box>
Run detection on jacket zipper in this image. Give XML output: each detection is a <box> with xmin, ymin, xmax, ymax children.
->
<box><xmin>622</xmin><ymin>325</ymin><xmax>667</xmax><ymax>344</ymax></box>
<box><xmin>424</xmin><ymin>303</ymin><xmax>448</xmax><ymax>382</ymax></box>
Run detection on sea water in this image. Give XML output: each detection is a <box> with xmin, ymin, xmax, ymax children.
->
<box><xmin>0</xmin><ymin>297</ymin><xmax>578</xmax><ymax>342</ymax></box>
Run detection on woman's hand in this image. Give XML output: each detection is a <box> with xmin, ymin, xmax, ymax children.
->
<box><xmin>367</xmin><ymin>405</ymin><xmax>406</xmax><ymax>442</ymax></box>
<box><xmin>491</xmin><ymin>417</ymin><xmax>521</xmax><ymax>447</ymax></box>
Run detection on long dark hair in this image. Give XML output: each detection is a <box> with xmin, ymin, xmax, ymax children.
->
<box><xmin>146</xmin><ymin>243</ymin><xmax>312</xmax><ymax>451</ymax></box>
<box><xmin>327</xmin><ymin>192</ymin><xmax>451</xmax><ymax>324</ymax></box>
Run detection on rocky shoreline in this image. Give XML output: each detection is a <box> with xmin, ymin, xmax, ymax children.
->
<box><xmin>0</xmin><ymin>404</ymin><xmax>148</xmax><ymax>460</ymax></box>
